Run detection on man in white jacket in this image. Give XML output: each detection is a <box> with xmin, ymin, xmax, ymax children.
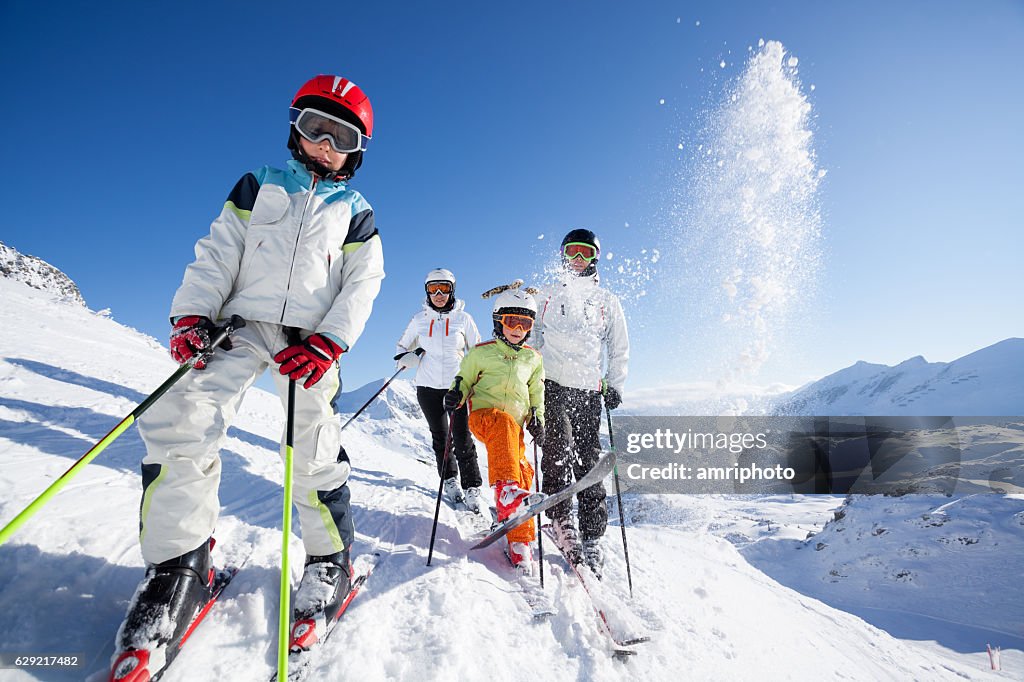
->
<box><xmin>533</xmin><ymin>229</ymin><xmax>629</xmax><ymax>578</ymax></box>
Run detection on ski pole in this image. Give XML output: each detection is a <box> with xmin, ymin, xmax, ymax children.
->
<box><xmin>605</xmin><ymin>406</ymin><xmax>634</xmax><ymax>598</ymax></box>
<box><xmin>0</xmin><ymin>315</ymin><xmax>246</xmax><ymax>547</ymax></box>
<box><xmin>339</xmin><ymin>348</ymin><xmax>424</xmax><ymax>432</ymax></box>
<box><xmin>531</xmin><ymin>409</ymin><xmax>544</xmax><ymax>589</ymax></box>
<box><xmin>278</xmin><ymin>377</ymin><xmax>296</xmax><ymax>681</ymax></box>
<box><xmin>427</xmin><ymin>379</ymin><xmax>460</xmax><ymax>566</ymax></box>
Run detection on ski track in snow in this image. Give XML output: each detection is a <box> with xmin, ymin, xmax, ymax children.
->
<box><xmin>0</xmin><ymin>278</ymin><xmax>1020</xmax><ymax>681</ymax></box>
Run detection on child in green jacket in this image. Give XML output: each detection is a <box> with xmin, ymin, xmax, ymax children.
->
<box><xmin>444</xmin><ymin>285</ymin><xmax>545</xmax><ymax>574</ymax></box>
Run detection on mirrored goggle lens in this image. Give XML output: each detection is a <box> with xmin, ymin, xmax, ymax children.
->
<box><xmin>498</xmin><ymin>314</ymin><xmax>534</xmax><ymax>331</ymax></box>
<box><xmin>563</xmin><ymin>242</ymin><xmax>598</xmax><ymax>261</ymax></box>
<box><xmin>291</xmin><ymin>108</ymin><xmax>366</xmax><ymax>153</ymax></box>
<box><xmin>426</xmin><ymin>282</ymin><xmax>453</xmax><ymax>295</ymax></box>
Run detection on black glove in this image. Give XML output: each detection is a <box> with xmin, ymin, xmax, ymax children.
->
<box><xmin>443</xmin><ymin>388</ymin><xmax>462</xmax><ymax>412</ymax></box>
<box><xmin>527</xmin><ymin>414</ymin><xmax>545</xmax><ymax>445</ymax></box>
<box><xmin>603</xmin><ymin>384</ymin><xmax>622</xmax><ymax>411</ymax></box>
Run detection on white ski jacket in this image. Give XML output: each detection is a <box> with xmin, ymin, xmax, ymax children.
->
<box><xmin>396</xmin><ymin>299</ymin><xmax>481</xmax><ymax>389</ymax></box>
<box><xmin>533</xmin><ymin>273</ymin><xmax>629</xmax><ymax>393</ymax></box>
<box><xmin>170</xmin><ymin>161</ymin><xmax>385</xmax><ymax>349</ymax></box>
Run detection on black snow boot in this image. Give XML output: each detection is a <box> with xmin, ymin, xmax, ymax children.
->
<box><xmin>551</xmin><ymin>514</ymin><xmax>584</xmax><ymax>566</ymax></box>
<box><xmin>289</xmin><ymin>548</ymin><xmax>352</xmax><ymax>651</ymax></box>
<box><xmin>582</xmin><ymin>537</ymin><xmax>604</xmax><ymax>580</ymax></box>
<box><xmin>112</xmin><ymin>538</ymin><xmax>214</xmax><ymax>677</ymax></box>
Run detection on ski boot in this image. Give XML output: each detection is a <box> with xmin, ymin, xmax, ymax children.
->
<box><xmin>582</xmin><ymin>538</ymin><xmax>604</xmax><ymax>580</ymax></box>
<box><xmin>551</xmin><ymin>515</ymin><xmax>584</xmax><ymax>566</ymax></box>
<box><xmin>442</xmin><ymin>476</ymin><xmax>465</xmax><ymax>505</ymax></box>
<box><xmin>495</xmin><ymin>480</ymin><xmax>545</xmax><ymax>523</ymax></box>
<box><xmin>289</xmin><ymin>549</ymin><xmax>352</xmax><ymax>652</ymax></box>
<box><xmin>111</xmin><ymin>538</ymin><xmax>215</xmax><ymax>681</ymax></box>
<box><xmin>463</xmin><ymin>486</ymin><xmax>483</xmax><ymax>514</ymax></box>
<box><xmin>507</xmin><ymin>540</ymin><xmax>536</xmax><ymax>577</ymax></box>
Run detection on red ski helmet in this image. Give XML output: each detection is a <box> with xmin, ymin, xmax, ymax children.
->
<box><xmin>292</xmin><ymin>74</ymin><xmax>373</xmax><ymax>137</ymax></box>
<box><xmin>288</xmin><ymin>74</ymin><xmax>374</xmax><ymax>180</ymax></box>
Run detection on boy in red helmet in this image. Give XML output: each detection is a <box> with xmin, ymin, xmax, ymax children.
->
<box><xmin>110</xmin><ymin>74</ymin><xmax>384</xmax><ymax>680</ymax></box>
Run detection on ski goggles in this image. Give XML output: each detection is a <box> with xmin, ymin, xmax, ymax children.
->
<box><xmin>426</xmin><ymin>282</ymin><xmax>453</xmax><ymax>295</ymax></box>
<box><xmin>495</xmin><ymin>313</ymin><xmax>534</xmax><ymax>332</ymax></box>
<box><xmin>563</xmin><ymin>242</ymin><xmax>598</xmax><ymax>261</ymax></box>
<box><xmin>290</xmin><ymin>107</ymin><xmax>370</xmax><ymax>154</ymax></box>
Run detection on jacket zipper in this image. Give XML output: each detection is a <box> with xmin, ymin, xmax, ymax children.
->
<box><xmin>281</xmin><ymin>174</ymin><xmax>319</xmax><ymax>322</ymax></box>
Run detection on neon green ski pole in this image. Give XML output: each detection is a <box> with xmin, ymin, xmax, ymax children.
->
<box><xmin>278</xmin><ymin>378</ymin><xmax>296</xmax><ymax>680</ymax></box>
<box><xmin>0</xmin><ymin>315</ymin><xmax>245</xmax><ymax>547</ymax></box>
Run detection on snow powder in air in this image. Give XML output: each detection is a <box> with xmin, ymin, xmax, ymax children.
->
<box><xmin>671</xmin><ymin>40</ymin><xmax>823</xmax><ymax>392</ymax></box>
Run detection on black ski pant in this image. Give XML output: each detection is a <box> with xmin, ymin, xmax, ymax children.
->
<box><xmin>416</xmin><ymin>386</ymin><xmax>482</xmax><ymax>489</ymax></box>
<box><xmin>541</xmin><ymin>379</ymin><xmax>607</xmax><ymax>542</ymax></box>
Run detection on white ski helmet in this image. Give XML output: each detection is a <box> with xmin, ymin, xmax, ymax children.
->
<box><xmin>424</xmin><ymin>268</ymin><xmax>456</xmax><ymax>312</ymax></box>
<box><xmin>491</xmin><ymin>288</ymin><xmax>537</xmax><ymax>347</ymax></box>
<box><xmin>491</xmin><ymin>288</ymin><xmax>537</xmax><ymax>317</ymax></box>
<box><xmin>425</xmin><ymin>268</ymin><xmax>456</xmax><ymax>289</ymax></box>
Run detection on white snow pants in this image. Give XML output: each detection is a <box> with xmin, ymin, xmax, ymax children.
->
<box><xmin>137</xmin><ymin>320</ymin><xmax>350</xmax><ymax>564</ymax></box>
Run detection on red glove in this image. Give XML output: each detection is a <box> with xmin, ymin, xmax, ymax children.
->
<box><xmin>170</xmin><ymin>316</ymin><xmax>230</xmax><ymax>369</ymax></box>
<box><xmin>274</xmin><ymin>333</ymin><xmax>343</xmax><ymax>389</ymax></box>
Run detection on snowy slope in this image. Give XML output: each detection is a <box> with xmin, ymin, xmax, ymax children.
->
<box><xmin>0</xmin><ymin>276</ymin><xmax>1019</xmax><ymax>681</ymax></box>
<box><xmin>742</xmin><ymin>494</ymin><xmax>1024</xmax><ymax>652</ymax></box>
<box><xmin>772</xmin><ymin>340</ymin><xmax>1024</xmax><ymax>416</ymax></box>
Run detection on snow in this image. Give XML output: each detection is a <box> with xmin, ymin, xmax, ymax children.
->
<box><xmin>0</xmin><ymin>277</ymin><xmax>1020</xmax><ymax>680</ymax></box>
<box><xmin>773</xmin><ymin>339</ymin><xmax>1024</xmax><ymax>415</ymax></box>
<box><xmin>671</xmin><ymin>40</ymin><xmax>824</xmax><ymax>389</ymax></box>
<box><xmin>743</xmin><ymin>494</ymin><xmax>1024</xmax><ymax>652</ymax></box>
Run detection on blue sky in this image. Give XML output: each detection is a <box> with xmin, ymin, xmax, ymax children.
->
<box><xmin>1</xmin><ymin>1</ymin><xmax>1022</xmax><ymax>395</ymax></box>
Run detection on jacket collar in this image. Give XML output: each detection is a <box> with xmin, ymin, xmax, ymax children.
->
<box><xmin>287</xmin><ymin>159</ymin><xmax>348</xmax><ymax>191</ymax></box>
<box><xmin>492</xmin><ymin>336</ymin><xmax>529</xmax><ymax>356</ymax></box>
<box><xmin>561</xmin><ymin>271</ymin><xmax>599</xmax><ymax>290</ymax></box>
<box><xmin>422</xmin><ymin>298</ymin><xmax>464</xmax><ymax>313</ymax></box>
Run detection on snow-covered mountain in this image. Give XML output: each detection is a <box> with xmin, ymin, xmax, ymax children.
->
<box><xmin>772</xmin><ymin>339</ymin><xmax>1024</xmax><ymax>416</ymax></box>
<box><xmin>0</xmin><ymin>276</ymin><xmax>1020</xmax><ymax>680</ymax></box>
<box><xmin>0</xmin><ymin>241</ymin><xmax>86</xmax><ymax>306</ymax></box>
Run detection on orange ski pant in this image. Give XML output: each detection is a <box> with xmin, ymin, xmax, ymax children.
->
<box><xmin>468</xmin><ymin>408</ymin><xmax>535</xmax><ymax>543</ymax></box>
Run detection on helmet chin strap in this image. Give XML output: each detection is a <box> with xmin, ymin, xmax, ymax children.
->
<box><xmin>289</xmin><ymin>128</ymin><xmax>349</xmax><ymax>181</ymax></box>
<box><xmin>493</xmin><ymin>323</ymin><xmax>529</xmax><ymax>349</ymax></box>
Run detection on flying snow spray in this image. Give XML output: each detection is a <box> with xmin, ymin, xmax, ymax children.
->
<box><xmin>676</xmin><ymin>40</ymin><xmax>824</xmax><ymax>403</ymax></box>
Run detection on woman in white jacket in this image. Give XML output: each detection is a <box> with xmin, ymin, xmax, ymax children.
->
<box><xmin>396</xmin><ymin>269</ymin><xmax>484</xmax><ymax>512</ymax></box>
